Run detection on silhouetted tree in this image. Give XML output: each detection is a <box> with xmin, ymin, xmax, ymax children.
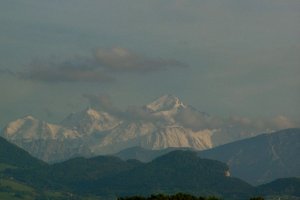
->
<box><xmin>118</xmin><ymin>193</ymin><xmax>222</xmax><ymax>200</ymax></box>
<box><xmin>250</xmin><ymin>197</ymin><xmax>264</xmax><ymax>200</ymax></box>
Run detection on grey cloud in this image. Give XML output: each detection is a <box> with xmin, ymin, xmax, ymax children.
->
<box><xmin>83</xmin><ymin>93</ymin><xmax>166</xmax><ymax>122</ymax></box>
<box><xmin>19</xmin><ymin>47</ymin><xmax>187</xmax><ymax>83</ymax></box>
<box><xmin>226</xmin><ymin>116</ymin><xmax>298</xmax><ymax>131</ymax></box>
<box><xmin>269</xmin><ymin>115</ymin><xmax>297</xmax><ymax>130</ymax></box>
<box><xmin>175</xmin><ymin>107</ymin><xmax>298</xmax><ymax>132</ymax></box>
<box><xmin>82</xmin><ymin>93</ymin><xmax>299</xmax><ymax>131</ymax></box>
<box><xmin>83</xmin><ymin>94</ymin><xmax>120</xmax><ymax>113</ymax></box>
<box><xmin>94</xmin><ymin>47</ymin><xmax>188</xmax><ymax>73</ymax></box>
<box><xmin>20</xmin><ymin>58</ymin><xmax>112</xmax><ymax>83</ymax></box>
<box><xmin>175</xmin><ymin>107</ymin><xmax>209</xmax><ymax>130</ymax></box>
<box><xmin>175</xmin><ymin>107</ymin><xmax>223</xmax><ymax>131</ymax></box>
<box><xmin>124</xmin><ymin>106</ymin><xmax>166</xmax><ymax>122</ymax></box>
<box><xmin>81</xmin><ymin>92</ymin><xmax>299</xmax><ymax>130</ymax></box>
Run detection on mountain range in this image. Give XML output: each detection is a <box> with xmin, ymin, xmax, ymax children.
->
<box><xmin>0</xmin><ymin>95</ymin><xmax>275</xmax><ymax>162</ymax></box>
<box><xmin>1</xmin><ymin>136</ymin><xmax>299</xmax><ymax>200</ymax></box>
<box><xmin>0</xmin><ymin>143</ymin><xmax>253</xmax><ymax>199</ymax></box>
<box><xmin>199</xmin><ymin>128</ymin><xmax>300</xmax><ymax>185</ymax></box>
<box><xmin>114</xmin><ymin>128</ymin><xmax>300</xmax><ymax>185</ymax></box>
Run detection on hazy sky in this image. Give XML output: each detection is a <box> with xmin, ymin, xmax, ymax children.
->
<box><xmin>0</xmin><ymin>0</ymin><xmax>299</xmax><ymax>127</ymax></box>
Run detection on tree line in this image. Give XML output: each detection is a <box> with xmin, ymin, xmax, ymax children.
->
<box><xmin>118</xmin><ymin>193</ymin><xmax>264</xmax><ymax>200</ymax></box>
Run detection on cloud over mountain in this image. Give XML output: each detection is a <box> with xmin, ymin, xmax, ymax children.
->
<box><xmin>21</xmin><ymin>60</ymin><xmax>112</xmax><ymax>83</ymax></box>
<box><xmin>82</xmin><ymin>94</ymin><xmax>299</xmax><ymax>132</ymax></box>
<box><xmin>82</xmin><ymin>93</ymin><xmax>120</xmax><ymax>114</ymax></box>
<box><xmin>174</xmin><ymin>106</ymin><xmax>298</xmax><ymax>132</ymax></box>
<box><xmin>94</xmin><ymin>47</ymin><xmax>188</xmax><ymax>72</ymax></box>
<box><xmin>13</xmin><ymin>47</ymin><xmax>188</xmax><ymax>83</ymax></box>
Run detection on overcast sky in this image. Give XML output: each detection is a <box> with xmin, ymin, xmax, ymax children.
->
<box><xmin>0</xmin><ymin>0</ymin><xmax>299</xmax><ymax>127</ymax></box>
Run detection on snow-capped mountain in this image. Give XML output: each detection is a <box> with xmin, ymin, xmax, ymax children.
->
<box><xmin>84</xmin><ymin>95</ymin><xmax>213</xmax><ymax>154</ymax></box>
<box><xmin>88</xmin><ymin>123</ymin><xmax>213</xmax><ymax>155</ymax></box>
<box><xmin>146</xmin><ymin>95</ymin><xmax>185</xmax><ymax>112</ymax></box>
<box><xmin>0</xmin><ymin>95</ymin><xmax>271</xmax><ymax>162</ymax></box>
<box><xmin>145</xmin><ymin>95</ymin><xmax>186</xmax><ymax>123</ymax></box>
<box><xmin>61</xmin><ymin>108</ymin><xmax>121</xmax><ymax>135</ymax></box>
<box><xmin>1</xmin><ymin>116</ymin><xmax>89</xmax><ymax>162</ymax></box>
<box><xmin>3</xmin><ymin>115</ymin><xmax>80</xmax><ymax>140</ymax></box>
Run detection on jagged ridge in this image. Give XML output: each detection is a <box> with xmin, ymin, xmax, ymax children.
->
<box><xmin>1</xmin><ymin>95</ymin><xmax>215</xmax><ymax>162</ymax></box>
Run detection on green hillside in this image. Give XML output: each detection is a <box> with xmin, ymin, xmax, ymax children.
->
<box><xmin>257</xmin><ymin>178</ymin><xmax>300</xmax><ymax>197</ymax></box>
<box><xmin>0</xmin><ymin>136</ymin><xmax>45</xmax><ymax>169</ymax></box>
<box><xmin>1</xmin><ymin>136</ymin><xmax>299</xmax><ymax>200</ymax></box>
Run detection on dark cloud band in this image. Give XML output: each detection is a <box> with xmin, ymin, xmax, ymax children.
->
<box><xmin>14</xmin><ymin>47</ymin><xmax>188</xmax><ymax>83</ymax></box>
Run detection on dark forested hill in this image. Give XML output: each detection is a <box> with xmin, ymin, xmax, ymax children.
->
<box><xmin>256</xmin><ymin>177</ymin><xmax>300</xmax><ymax>197</ymax></box>
<box><xmin>5</xmin><ymin>155</ymin><xmax>143</xmax><ymax>191</ymax></box>
<box><xmin>8</xmin><ymin>150</ymin><xmax>253</xmax><ymax>199</ymax></box>
<box><xmin>0</xmin><ymin>136</ymin><xmax>45</xmax><ymax>169</ymax></box>
<box><xmin>2</xmin><ymin>129</ymin><xmax>299</xmax><ymax>200</ymax></box>
<box><xmin>90</xmin><ymin>151</ymin><xmax>253</xmax><ymax>198</ymax></box>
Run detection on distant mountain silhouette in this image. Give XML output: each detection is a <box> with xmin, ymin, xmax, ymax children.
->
<box><xmin>199</xmin><ymin>128</ymin><xmax>300</xmax><ymax>185</ymax></box>
<box><xmin>114</xmin><ymin>128</ymin><xmax>300</xmax><ymax>186</ymax></box>
<box><xmin>256</xmin><ymin>177</ymin><xmax>300</xmax><ymax>197</ymax></box>
<box><xmin>114</xmin><ymin>146</ymin><xmax>193</xmax><ymax>162</ymax></box>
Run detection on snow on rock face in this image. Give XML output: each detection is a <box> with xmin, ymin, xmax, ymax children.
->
<box><xmin>141</xmin><ymin>126</ymin><xmax>213</xmax><ymax>150</ymax></box>
<box><xmin>2</xmin><ymin>116</ymin><xmax>80</xmax><ymax>140</ymax></box>
<box><xmin>89</xmin><ymin>123</ymin><xmax>213</xmax><ymax>155</ymax></box>
<box><xmin>61</xmin><ymin>108</ymin><xmax>121</xmax><ymax>135</ymax></box>
<box><xmin>146</xmin><ymin>94</ymin><xmax>186</xmax><ymax>112</ymax></box>
<box><xmin>89</xmin><ymin>121</ymin><xmax>158</xmax><ymax>154</ymax></box>
<box><xmin>145</xmin><ymin>95</ymin><xmax>187</xmax><ymax>123</ymax></box>
<box><xmin>1</xmin><ymin>116</ymin><xmax>87</xmax><ymax>162</ymax></box>
<box><xmin>0</xmin><ymin>95</ymin><xmax>216</xmax><ymax>162</ymax></box>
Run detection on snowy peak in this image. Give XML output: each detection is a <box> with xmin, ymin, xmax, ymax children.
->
<box><xmin>146</xmin><ymin>94</ymin><xmax>186</xmax><ymax>112</ymax></box>
<box><xmin>61</xmin><ymin>108</ymin><xmax>121</xmax><ymax>134</ymax></box>
<box><xmin>2</xmin><ymin>115</ymin><xmax>80</xmax><ymax>140</ymax></box>
<box><xmin>2</xmin><ymin>94</ymin><xmax>275</xmax><ymax>163</ymax></box>
<box><xmin>3</xmin><ymin>115</ymin><xmax>40</xmax><ymax>138</ymax></box>
<box><xmin>144</xmin><ymin>95</ymin><xmax>187</xmax><ymax>123</ymax></box>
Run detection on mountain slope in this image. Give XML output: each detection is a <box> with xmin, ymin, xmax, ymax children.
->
<box><xmin>61</xmin><ymin>108</ymin><xmax>121</xmax><ymax>134</ymax></box>
<box><xmin>256</xmin><ymin>177</ymin><xmax>300</xmax><ymax>197</ymax></box>
<box><xmin>91</xmin><ymin>123</ymin><xmax>212</xmax><ymax>155</ymax></box>
<box><xmin>0</xmin><ymin>116</ymin><xmax>91</xmax><ymax>162</ymax></box>
<box><xmin>199</xmin><ymin>128</ymin><xmax>300</xmax><ymax>185</ymax></box>
<box><xmin>0</xmin><ymin>136</ymin><xmax>45</xmax><ymax>169</ymax></box>
<box><xmin>2</xmin><ymin>115</ymin><xmax>80</xmax><ymax>140</ymax></box>
<box><xmin>87</xmin><ymin>95</ymin><xmax>213</xmax><ymax>154</ymax></box>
